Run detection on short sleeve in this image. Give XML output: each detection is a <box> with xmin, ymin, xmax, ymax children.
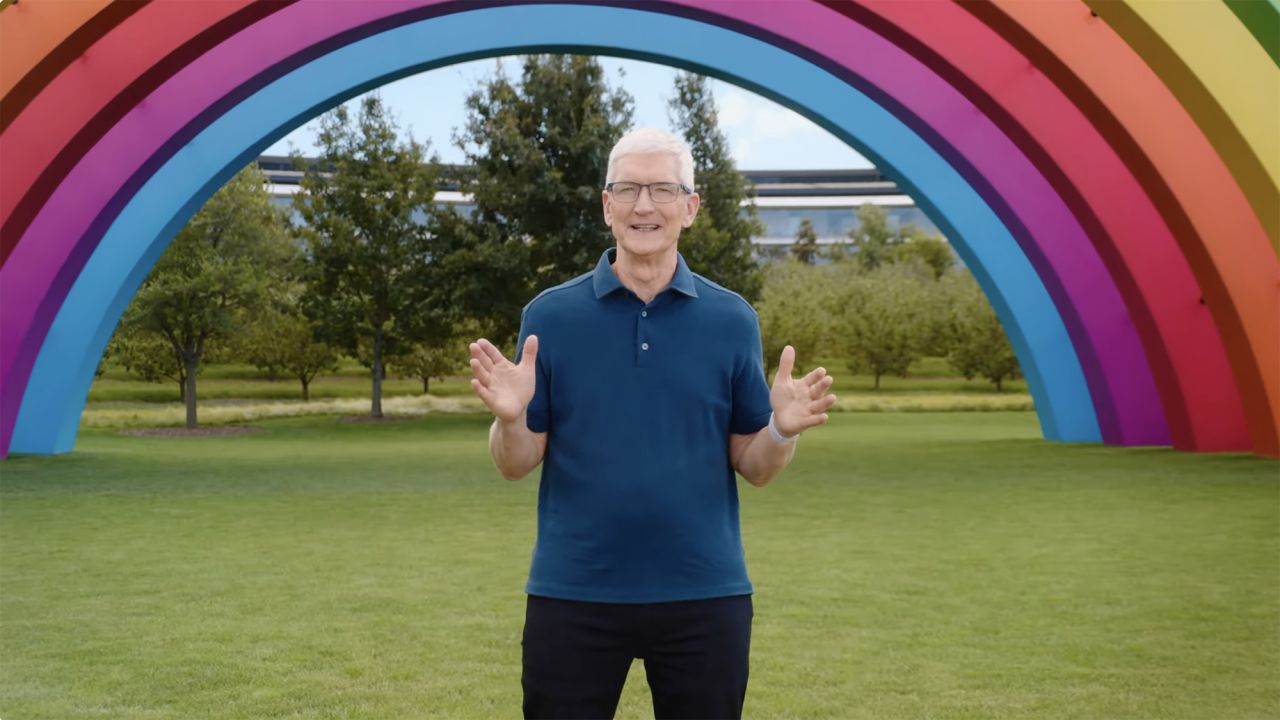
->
<box><xmin>515</xmin><ymin>307</ymin><xmax>550</xmax><ymax>433</ymax></box>
<box><xmin>730</xmin><ymin>309</ymin><xmax>773</xmax><ymax>435</ymax></box>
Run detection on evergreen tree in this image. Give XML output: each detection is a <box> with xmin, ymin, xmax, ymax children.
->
<box><xmin>457</xmin><ymin>55</ymin><xmax>633</xmax><ymax>327</ymax></box>
<box><xmin>668</xmin><ymin>72</ymin><xmax>764</xmax><ymax>301</ymax></box>
<box><xmin>792</xmin><ymin>217</ymin><xmax>820</xmax><ymax>265</ymax></box>
<box><xmin>294</xmin><ymin>94</ymin><xmax>448</xmax><ymax>417</ymax></box>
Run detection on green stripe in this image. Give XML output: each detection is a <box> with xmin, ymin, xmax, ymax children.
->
<box><xmin>1224</xmin><ymin>0</ymin><xmax>1280</xmax><ymax>67</ymax></box>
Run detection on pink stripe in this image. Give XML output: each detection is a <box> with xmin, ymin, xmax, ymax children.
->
<box><xmin>858</xmin><ymin>0</ymin><xmax>1245</xmax><ymax>449</ymax></box>
<box><xmin>2</xmin><ymin>0</ymin><xmax>1169</xmax><ymax>450</ymax></box>
<box><xmin>0</xmin><ymin>1</ymin><xmax>253</xmax><ymax>231</ymax></box>
<box><xmin>0</xmin><ymin>0</ymin><xmax>430</xmax><ymax>436</ymax></box>
<box><xmin>675</xmin><ymin>0</ymin><xmax>1164</xmax><ymax>443</ymax></box>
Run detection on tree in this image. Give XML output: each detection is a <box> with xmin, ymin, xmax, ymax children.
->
<box><xmin>668</xmin><ymin>72</ymin><xmax>765</xmax><ymax>301</ymax></box>
<box><xmin>889</xmin><ymin>226</ymin><xmax>954</xmax><ymax>280</ymax></box>
<box><xmin>847</xmin><ymin>204</ymin><xmax>899</xmax><ymax>272</ymax></box>
<box><xmin>295</xmin><ymin>94</ymin><xmax>448</xmax><ymax>417</ymax></box>
<box><xmin>110</xmin><ymin>329</ymin><xmax>188</xmax><ymax>399</ymax></box>
<box><xmin>824</xmin><ymin>238</ymin><xmax>854</xmax><ymax>264</ymax></box>
<box><xmin>391</xmin><ymin>339</ymin><xmax>467</xmax><ymax>395</ymax></box>
<box><xmin>240</xmin><ymin>309</ymin><xmax>338</xmax><ymax>401</ymax></box>
<box><xmin>838</xmin><ymin>262</ymin><xmax>931</xmax><ymax>389</ymax></box>
<box><xmin>117</xmin><ymin>164</ymin><xmax>293</xmax><ymax>427</ymax></box>
<box><xmin>946</xmin><ymin>272</ymin><xmax>1021</xmax><ymax>391</ymax></box>
<box><xmin>791</xmin><ymin>218</ymin><xmax>819</xmax><ymax>265</ymax></box>
<box><xmin>757</xmin><ymin>243</ymin><xmax>790</xmax><ymax>263</ymax></box>
<box><xmin>457</xmin><ymin>55</ymin><xmax>633</xmax><ymax>329</ymax></box>
<box><xmin>915</xmin><ymin>268</ymin><xmax>960</xmax><ymax>358</ymax></box>
<box><xmin>756</xmin><ymin>260</ymin><xmax>842</xmax><ymax>375</ymax></box>
<box><xmin>419</xmin><ymin>205</ymin><xmax>532</xmax><ymax>347</ymax></box>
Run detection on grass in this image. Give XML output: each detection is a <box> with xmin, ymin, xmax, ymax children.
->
<box><xmin>87</xmin><ymin>361</ymin><xmax>468</xmax><ymax>405</ymax></box>
<box><xmin>83</xmin><ymin>356</ymin><xmax>1032</xmax><ymax>427</ymax></box>
<box><xmin>81</xmin><ymin>395</ymin><xmax>486</xmax><ymax>429</ymax></box>
<box><xmin>2</xmin><ymin>413</ymin><xmax>1276</xmax><ymax>719</ymax></box>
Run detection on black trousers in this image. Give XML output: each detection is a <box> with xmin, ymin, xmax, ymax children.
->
<box><xmin>521</xmin><ymin>593</ymin><xmax>753</xmax><ymax>719</ymax></box>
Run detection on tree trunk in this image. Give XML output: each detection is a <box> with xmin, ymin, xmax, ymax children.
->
<box><xmin>423</xmin><ymin>376</ymin><xmax>429</xmax><ymax>395</ymax></box>
<box><xmin>301</xmin><ymin>376</ymin><xmax>311</xmax><ymax>402</ymax></box>
<box><xmin>995</xmin><ymin>376</ymin><xmax>1003</xmax><ymax>393</ymax></box>
<box><xmin>371</xmin><ymin>327</ymin><xmax>384</xmax><ymax>418</ymax></box>
<box><xmin>184</xmin><ymin>357</ymin><xmax>199</xmax><ymax>429</ymax></box>
<box><xmin>874</xmin><ymin>371</ymin><xmax>882</xmax><ymax>390</ymax></box>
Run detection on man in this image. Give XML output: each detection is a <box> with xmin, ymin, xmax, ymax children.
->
<box><xmin>468</xmin><ymin>128</ymin><xmax>836</xmax><ymax>719</ymax></box>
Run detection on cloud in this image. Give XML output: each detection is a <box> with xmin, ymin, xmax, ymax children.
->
<box><xmin>712</xmin><ymin>81</ymin><xmax>871</xmax><ymax>169</ymax></box>
<box><xmin>718</xmin><ymin>88</ymin><xmax>751</xmax><ymax>129</ymax></box>
<box><xmin>717</xmin><ymin>85</ymin><xmax>817</xmax><ymax>138</ymax></box>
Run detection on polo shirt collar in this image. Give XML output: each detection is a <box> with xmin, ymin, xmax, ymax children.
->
<box><xmin>592</xmin><ymin>247</ymin><xmax>700</xmax><ymax>300</ymax></box>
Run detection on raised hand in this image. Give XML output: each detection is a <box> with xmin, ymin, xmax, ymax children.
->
<box><xmin>770</xmin><ymin>345</ymin><xmax>837</xmax><ymax>437</ymax></box>
<box><xmin>470</xmin><ymin>336</ymin><xmax>539</xmax><ymax>423</ymax></box>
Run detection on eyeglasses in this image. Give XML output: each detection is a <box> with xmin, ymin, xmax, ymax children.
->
<box><xmin>605</xmin><ymin>181</ymin><xmax>691</xmax><ymax>204</ymax></box>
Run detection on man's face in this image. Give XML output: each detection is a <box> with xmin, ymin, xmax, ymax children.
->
<box><xmin>603</xmin><ymin>153</ymin><xmax>700</xmax><ymax>260</ymax></box>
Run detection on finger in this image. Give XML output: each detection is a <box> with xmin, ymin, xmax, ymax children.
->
<box><xmin>519</xmin><ymin>334</ymin><xmax>539</xmax><ymax>368</ymax></box>
<box><xmin>800</xmin><ymin>410</ymin><xmax>831</xmax><ymax>430</ymax></box>
<box><xmin>469</xmin><ymin>358</ymin><xmax>491</xmax><ymax>386</ymax></box>
<box><xmin>470</xmin><ymin>378</ymin><xmax>496</xmax><ymax>407</ymax></box>
<box><xmin>470</xmin><ymin>343</ymin><xmax>495</xmax><ymax>373</ymax></box>
<box><xmin>809</xmin><ymin>394</ymin><xmax>838</xmax><ymax>413</ymax></box>
<box><xmin>810</xmin><ymin>375</ymin><xmax>835</xmax><ymax>399</ymax></box>
<box><xmin>476</xmin><ymin>338</ymin><xmax>509</xmax><ymax>366</ymax></box>
<box><xmin>802</xmin><ymin>366</ymin><xmax>826</xmax><ymax>381</ymax></box>
<box><xmin>802</xmin><ymin>366</ymin><xmax>827</xmax><ymax>386</ymax></box>
<box><xmin>774</xmin><ymin>345</ymin><xmax>795</xmax><ymax>383</ymax></box>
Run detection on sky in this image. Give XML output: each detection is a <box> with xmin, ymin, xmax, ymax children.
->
<box><xmin>264</xmin><ymin>56</ymin><xmax>873</xmax><ymax>171</ymax></box>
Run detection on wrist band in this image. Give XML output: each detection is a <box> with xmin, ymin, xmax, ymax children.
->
<box><xmin>768</xmin><ymin>413</ymin><xmax>798</xmax><ymax>443</ymax></box>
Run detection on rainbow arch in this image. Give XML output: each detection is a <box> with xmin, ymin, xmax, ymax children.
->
<box><xmin>0</xmin><ymin>0</ymin><xmax>1275</xmax><ymax>458</ymax></box>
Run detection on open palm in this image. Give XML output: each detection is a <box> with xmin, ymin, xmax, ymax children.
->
<box><xmin>469</xmin><ymin>336</ymin><xmax>539</xmax><ymax>423</ymax></box>
<box><xmin>770</xmin><ymin>345</ymin><xmax>837</xmax><ymax>437</ymax></box>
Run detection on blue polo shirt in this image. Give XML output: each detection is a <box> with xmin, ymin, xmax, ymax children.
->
<box><xmin>514</xmin><ymin>247</ymin><xmax>774</xmax><ymax>603</ymax></box>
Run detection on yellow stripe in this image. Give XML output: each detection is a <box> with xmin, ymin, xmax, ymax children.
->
<box><xmin>1090</xmin><ymin>0</ymin><xmax>1280</xmax><ymax>252</ymax></box>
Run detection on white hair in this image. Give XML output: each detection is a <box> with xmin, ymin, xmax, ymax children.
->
<box><xmin>606</xmin><ymin>127</ymin><xmax>695</xmax><ymax>188</ymax></box>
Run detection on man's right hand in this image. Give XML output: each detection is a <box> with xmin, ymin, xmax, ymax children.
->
<box><xmin>469</xmin><ymin>336</ymin><xmax>538</xmax><ymax>423</ymax></box>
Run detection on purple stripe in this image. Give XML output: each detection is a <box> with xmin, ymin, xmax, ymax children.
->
<box><xmin>0</xmin><ymin>0</ymin><xmax>431</xmax><ymax>454</ymax></box>
<box><xmin>0</xmin><ymin>0</ymin><xmax>1167</xmax><ymax>452</ymax></box>
<box><xmin>668</xmin><ymin>0</ymin><xmax>1165</xmax><ymax>444</ymax></box>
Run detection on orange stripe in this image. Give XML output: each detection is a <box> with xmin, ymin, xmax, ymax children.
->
<box><xmin>0</xmin><ymin>0</ymin><xmax>111</xmax><ymax>100</ymax></box>
<box><xmin>1086</xmin><ymin>0</ymin><xmax>1279</xmax><ymax>256</ymax></box>
<box><xmin>987</xmin><ymin>0</ymin><xmax>1280</xmax><ymax>456</ymax></box>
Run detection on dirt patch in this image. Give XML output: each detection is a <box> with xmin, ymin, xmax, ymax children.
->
<box><xmin>118</xmin><ymin>426</ymin><xmax>265</xmax><ymax>438</ymax></box>
<box><xmin>337</xmin><ymin>415</ymin><xmax>422</xmax><ymax>423</ymax></box>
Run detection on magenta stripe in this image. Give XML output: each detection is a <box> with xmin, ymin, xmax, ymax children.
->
<box><xmin>670</xmin><ymin>0</ymin><xmax>1165</xmax><ymax>444</ymax></box>
<box><xmin>854</xmin><ymin>0</ymin><xmax>1245</xmax><ymax>449</ymax></box>
<box><xmin>0</xmin><ymin>0</ymin><xmax>1163</xmax><ymax>448</ymax></box>
<box><xmin>0</xmin><ymin>0</ymin><xmax>427</xmax><ymax>449</ymax></box>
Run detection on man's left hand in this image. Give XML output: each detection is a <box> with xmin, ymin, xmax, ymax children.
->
<box><xmin>770</xmin><ymin>345</ymin><xmax>837</xmax><ymax>437</ymax></box>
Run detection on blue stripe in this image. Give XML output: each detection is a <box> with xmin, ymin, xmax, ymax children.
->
<box><xmin>12</xmin><ymin>3</ymin><xmax>1100</xmax><ymax>453</ymax></box>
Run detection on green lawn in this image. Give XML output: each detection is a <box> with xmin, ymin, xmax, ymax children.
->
<box><xmin>2</xmin><ymin>414</ymin><xmax>1276</xmax><ymax>719</ymax></box>
<box><xmin>83</xmin><ymin>357</ymin><xmax>1034</xmax><ymax>428</ymax></box>
<box><xmin>87</xmin><ymin>356</ymin><xmax>1029</xmax><ymax>406</ymax></box>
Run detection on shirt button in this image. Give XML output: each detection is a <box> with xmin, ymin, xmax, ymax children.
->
<box><xmin>641</xmin><ymin>342</ymin><xmax>650</xmax><ymax>351</ymax></box>
<box><xmin>641</xmin><ymin>310</ymin><xmax>648</xmax><ymax>318</ymax></box>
